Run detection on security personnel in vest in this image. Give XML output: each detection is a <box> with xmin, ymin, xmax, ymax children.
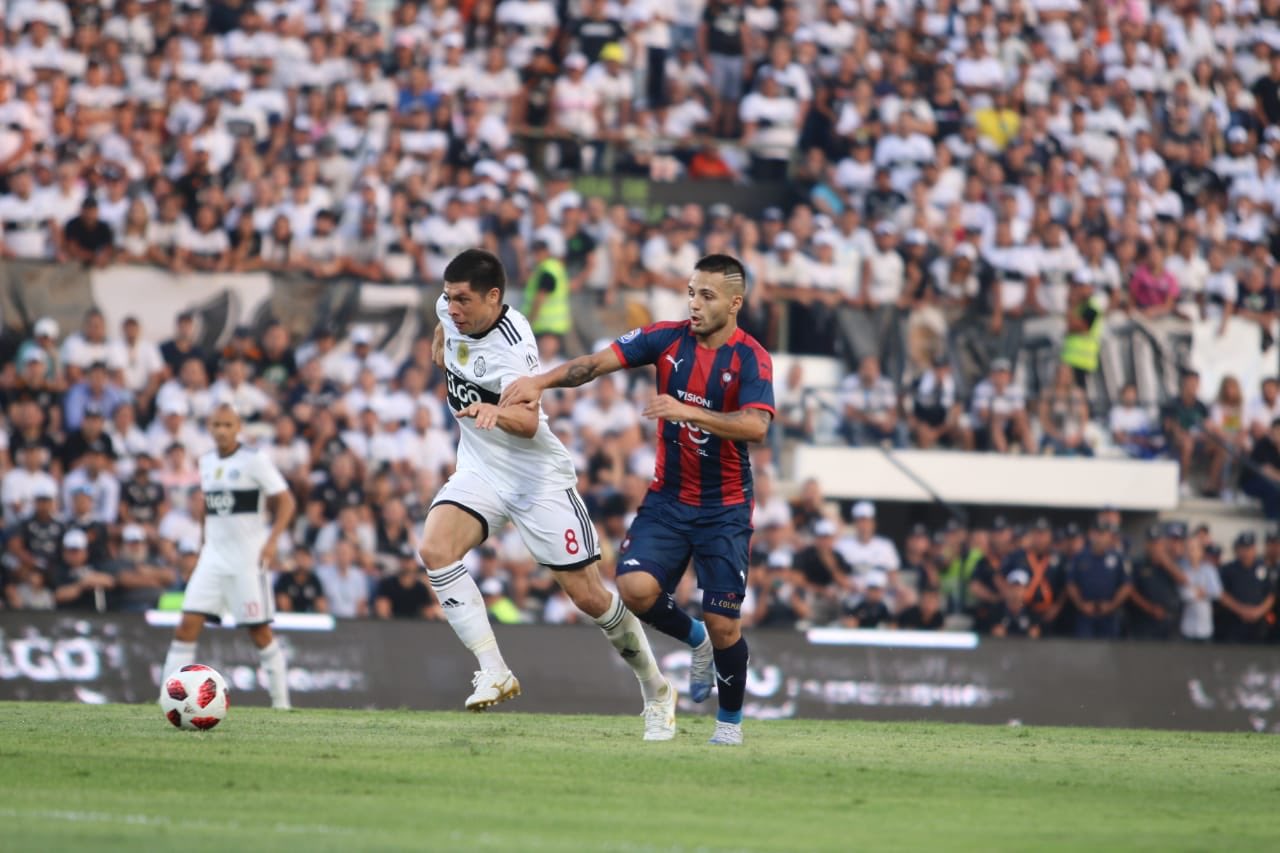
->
<box><xmin>1062</xmin><ymin>270</ymin><xmax>1104</xmax><ymax>390</ymax></box>
<box><xmin>1000</xmin><ymin>517</ymin><xmax>1067</xmax><ymax>634</ymax></box>
<box><xmin>1216</xmin><ymin>531</ymin><xmax>1276</xmax><ymax>644</ymax></box>
<box><xmin>1128</xmin><ymin>521</ymin><xmax>1186</xmax><ymax>639</ymax></box>
<box><xmin>522</xmin><ymin>239</ymin><xmax>571</xmax><ymax>344</ymax></box>
<box><xmin>1066</xmin><ymin>520</ymin><xmax>1132</xmax><ymax>638</ymax></box>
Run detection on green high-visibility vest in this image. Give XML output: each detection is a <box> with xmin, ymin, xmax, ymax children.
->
<box><xmin>522</xmin><ymin>257</ymin><xmax>571</xmax><ymax>335</ymax></box>
<box><xmin>1062</xmin><ymin>295</ymin><xmax>1104</xmax><ymax>373</ymax></box>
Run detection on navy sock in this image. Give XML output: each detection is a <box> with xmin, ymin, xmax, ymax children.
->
<box><xmin>713</xmin><ymin>637</ymin><xmax>748</xmax><ymax>724</ymax></box>
<box><xmin>638</xmin><ymin>594</ymin><xmax>694</xmax><ymax>645</ymax></box>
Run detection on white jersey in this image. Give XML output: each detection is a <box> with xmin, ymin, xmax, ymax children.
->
<box><xmin>197</xmin><ymin>445</ymin><xmax>288</xmax><ymax>573</ymax></box>
<box><xmin>436</xmin><ymin>295</ymin><xmax>576</xmax><ymax>495</ymax></box>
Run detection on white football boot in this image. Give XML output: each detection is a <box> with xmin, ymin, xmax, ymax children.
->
<box><xmin>464</xmin><ymin>670</ymin><xmax>521</xmax><ymax>712</ymax></box>
<box><xmin>708</xmin><ymin>720</ymin><xmax>743</xmax><ymax>746</ymax></box>
<box><xmin>642</xmin><ymin>682</ymin><xmax>677</xmax><ymax>741</ymax></box>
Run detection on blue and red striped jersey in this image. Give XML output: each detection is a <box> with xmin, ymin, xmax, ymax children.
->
<box><xmin>611</xmin><ymin>321</ymin><xmax>775</xmax><ymax>508</ymax></box>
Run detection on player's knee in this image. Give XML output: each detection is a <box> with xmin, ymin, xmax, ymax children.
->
<box><xmin>247</xmin><ymin>624</ymin><xmax>273</xmax><ymax>648</ymax></box>
<box><xmin>418</xmin><ymin>539</ymin><xmax>458</xmax><ymax>571</ymax></box>
<box><xmin>616</xmin><ymin>573</ymin><xmax>659</xmax><ymax>614</ymax></box>
<box><xmin>704</xmin><ymin>614</ymin><xmax>741</xmax><ymax>649</ymax></box>
<box><xmin>174</xmin><ymin>614</ymin><xmax>203</xmax><ymax>643</ymax></box>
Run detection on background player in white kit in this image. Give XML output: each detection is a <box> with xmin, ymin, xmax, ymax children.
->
<box><xmin>423</xmin><ymin>249</ymin><xmax>676</xmax><ymax>740</ymax></box>
<box><xmin>159</xmin><ymin>403</ymin><xmax>296</xmax><ymax>709</ymax></box>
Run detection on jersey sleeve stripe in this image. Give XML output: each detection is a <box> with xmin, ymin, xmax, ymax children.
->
<box><xmin>609</xmin><ymin>341</ymin><xmax>630</xmax><ymax>368</ymax></box>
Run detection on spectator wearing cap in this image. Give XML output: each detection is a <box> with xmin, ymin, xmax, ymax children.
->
<box><xmin>908</xmin><ymin>353</ymin><xmax>969</xmax><ymax>450</ymax></box>
<box><xmin>107</xmin><ymin>524</ymin><xmax>177</xmax><ymax>612</ymax></box>
<box><xmin>374</xmin><ymin>545</ymin><xmax>437</xmax><ymax>620</ymax></box>
<box><xmin>970</xmin><ymin>358</ymin><xmax>1031</xmax><ymax>454</ymax></box>
<box><xmin>15</xmin><ymin>317</ymin><xmax>65</xmax><ymax>384</ymax></box>
<box><xmin>1161</xmin><ymin>370</ymin><xmax>1209</xmax><ymax>496</ymax></box>
<box><xmin>522</xmin><ymin>238</ymin><xmax>573</xmax><ymax>345</ymax></box>
<box><xmin>838</xmin><ymin>355</ymin><xmax>905</xmax><ymax>448</ymax></box>
<box><xmin>275</xmin><ymin>549</ymin><xmax>329</xmax><ymax>615</ymax></box>
<box><xmin>52</xmin><ymin>528</ymin><xmax>116</xmax><ymax>613</ymax></box>
<box><xmin>5</xmin><ymin>480</ymin><xmax>65</xmax><ymax>589</ymax></box>
<box><xmin>1066</xmin><ymin>521</ymin><xmax>1132</xmax><ymax>639</ymax></box>
<box><xmin>4</xmin><ymin>347</ymin><xmax>62</xmax><ymax>415</ymax></box>
<box><xmin>1038</xmin><ymin>362</ymin><xmax>1092</xmax><ymax>457</ymax></box>
<box><xmin>991</xmin><ymin>570</ymin><xmax>1042</xmax><ymax>639</ymax></box>
<box><xmin>793</xmin><ymin>517</ymin><xmax>854</xmax><ymax>624</ymax></box>
<box><xmin>835</xmin><ymin>501</ymin><xmax>904</xmax><ymax>603</ymax></box>
<box><xmin>747</xmin><ymin>550</ymin><xmax>811</xmax><ymax>629</ymax></box>
<box><xmin>839</xmin><ymin>569</ymin><xmax>892</xmax><ymax>628</ymax></box>
<box><xmin>1215</xmin><ymin>531</ymin><xmax>1276</xmax><ymax>644</ymax></box>
<box><xmin>61</xmin><ymin>196</ymin><xmax>114</xmax><ymax>268</ymax></box>
<box><xmin>765</xmin><ymin>230</ymin><xmax>824</xmax><ymax>355</ymax></box>
<box><xmin>1000</xmin><ymin>517</ymin><xmax>1067</xmax><ymax>635</ymax></box>
<box><xmin>1129</xmin><ymin>521</ymin><xmax>1188</xmax><ymax>641</ymax></box>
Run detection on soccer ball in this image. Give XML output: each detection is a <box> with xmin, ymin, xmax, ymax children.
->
<box><xmin>161</xmin><ymin>664</ymin><xmax>230</xmax><ymax>731</ymax></box>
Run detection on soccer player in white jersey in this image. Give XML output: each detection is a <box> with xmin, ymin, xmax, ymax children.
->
<box><xmin>423</xmin><ymin>248</ymin><xmax>676</xmax><ymax>740</ymax></box>
<box><xmin>159</xmin><ymin>403</ymin><xmax>296</xmax><ymax>709</ymax></box>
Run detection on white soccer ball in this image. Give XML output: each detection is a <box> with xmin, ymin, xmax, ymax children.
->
<box><xmin>161</xmin><ymin>664</ymin><xmax>230</xmax><ymax>731</ymax></box>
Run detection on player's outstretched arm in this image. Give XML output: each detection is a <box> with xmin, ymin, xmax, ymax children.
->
<box><xmin>498</xmin><ymin>347</ymin><xmax>625</xmax><ymax>408</ymax></box>
<box><xmin>643</xmin><ymin>395</ymin><xmax>773</xmax><ymax>443</ymax></box>
<box><xmin>457</xmin><ymin>401</ymin><xmax>539</xmax><ymax>438</ymax></box>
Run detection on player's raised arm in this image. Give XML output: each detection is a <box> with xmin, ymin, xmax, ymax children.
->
<box><xmin>499</xmin><ymin>346</ymin><xmax>625</xmax><ymax>408</ymax></box>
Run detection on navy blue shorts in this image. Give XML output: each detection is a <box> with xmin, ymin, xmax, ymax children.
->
<box><xmin>617</xmin><ymin>491</ymin><xmax>753</xmax><ymax>618</ymax></box>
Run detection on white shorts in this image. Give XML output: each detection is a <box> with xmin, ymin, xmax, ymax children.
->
<box><xmin>183</xmin><ymin>557</ymin><xmax>275</xmax><ymax>625</ymax></box>
<box><xmin>431</xmin><ymin>469</ymin><xmax>601</xmax><ymax>570</ymax></box>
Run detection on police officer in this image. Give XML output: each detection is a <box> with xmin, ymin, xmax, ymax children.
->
<box><xmin>1128</xmin><ymin>521</ymin><xmax>1186</xmax><ymax>640</ymax></box>
<box><xmin>1216</xmin><ymin>531</ymin><xmax>1276</xmax><ymax>644</ymax></box>
<box><xmin>1066</xmin><ymin>520</ymin><xmax>1132</xmax><ymax>638</ymax></box>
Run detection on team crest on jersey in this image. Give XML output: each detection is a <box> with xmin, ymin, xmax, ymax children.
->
<box><xmin>721</xmin><ymin>370</ymin><xmax>735</xmax><ymax>385</ymax></box>
<box><xmin>474</xmin><ymin>356</ymin><xmax>487</xmax><ymax>377</ymax></box>
<box><xmin>457</xmin><ymin>342</ymin><xmax>469</xmax><ymax>365</ymax></box>
<box><xmin>229</xmin><ymin>469</ymin><xmax>240</xmax><ymax>481</ymax></box>
<box><xmin>214</xmin><ymin>467</ymin><xmax>223</xmax><ymax>479</ymax></box>
<box><xmin>619</xmin><ymin>328</ymin><xmax>641</xmax><ymax>343</ymax></box>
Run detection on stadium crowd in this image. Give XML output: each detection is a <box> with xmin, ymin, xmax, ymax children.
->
<box><xmin>1</xmin><ymin>0</ymin><xmax>1280</xmax><ymax>637</ymax></box>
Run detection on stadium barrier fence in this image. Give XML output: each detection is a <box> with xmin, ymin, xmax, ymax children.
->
<box><xmin>3</xmin><ymin>612</ymin><xmax>1279</xmax><ymax>733</ymax></box>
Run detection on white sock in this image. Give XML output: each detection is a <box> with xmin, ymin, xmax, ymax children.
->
<box><xmin>429</xmin><ymin>562</ymin><xmax>507</xmax><ymax>673</ymax></box>
<box><xmin>161</xmin><ymin>640</ymin><xmax>197</xmax><ymax>684</ymax></box>
<box><xmin>595</xmin><ymin>591</ymin><xmax>667</xmax><ymax>703</ymax></box>
<box><xmin>258</xmin><ymin>640</ymin><xmax>291</xmax><ymax>709</ymax></box>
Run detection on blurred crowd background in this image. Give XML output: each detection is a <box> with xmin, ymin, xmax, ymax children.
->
<box><xmin>1</xmin><ymin>0</ymin><xmax>1279</xmax><ymax>640</ymax></box>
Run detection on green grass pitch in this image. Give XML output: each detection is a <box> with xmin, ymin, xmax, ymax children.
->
<box><xmin>1</xmin><ymin>701</ymin><xmax>1277</xmax><ymax>852</ymax></box>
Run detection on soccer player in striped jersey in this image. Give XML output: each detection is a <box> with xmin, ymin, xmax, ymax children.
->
<box><xmin>501</xmin><ymin>254</ymin><xmax>775</xmax><ymax>745</ymax></box>
<box><xmin>423</xmin><ymin>249</ymin><xmax>676</xmax><ymax>740</ymax></box>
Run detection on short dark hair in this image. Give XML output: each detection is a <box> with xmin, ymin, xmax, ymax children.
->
<box><xmin>693</xmin><ymin>253</ymin><xmax>747</xmax><ymax>293</ymax></box>
<box><xmin>443</xmin><ymin>248</ymin><xmax>506</xmax><ymax>298</ymax></box>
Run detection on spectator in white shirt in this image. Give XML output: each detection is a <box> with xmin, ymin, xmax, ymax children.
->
<box><xmin>970</xmin><ymin>358</ymin><xmax>1031</xmax><ymax>454</ymax></box>
<box><xmin>1247</xmin><ymin>378</ymin><xmax>1280</xmax><ymax>442</ymax></box>
<box><xmin>1109</xmin><ymin>383</ymin><xmax>1160</xmax><ymax>458</ymax></box>
<box><xmin>835</xmin><ymin>501</ymin><xmax>909</xmax><ymax>609</ymax></box>
<box><xmin>739</xmin><ymin>71</ymin><xmax>800</xmax><ymax>180</ymax></box>
<box><xmin>839</xmin><ymin>356</ymin><xmax>904</xmax><ymax>447</ymax></box>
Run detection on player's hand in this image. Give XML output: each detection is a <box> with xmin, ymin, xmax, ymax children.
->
<box><xmin>499</xmin><ymin>376</ymin><xmax>542</xmax><ymax>408</ymax></box>
<box><xmin>458</xmin><ymin>402</ymin><xmax>501</xmax><ymax>429</ymax></box>
<box><xmin>259</xmin><ymin>537</ymin><xmax>279</xmax><ymax>569</ymax></box>
<box><xmin>643</xmin><ymin>394</ymin><xmax>693</xmax><ymax>423</ymax></box>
